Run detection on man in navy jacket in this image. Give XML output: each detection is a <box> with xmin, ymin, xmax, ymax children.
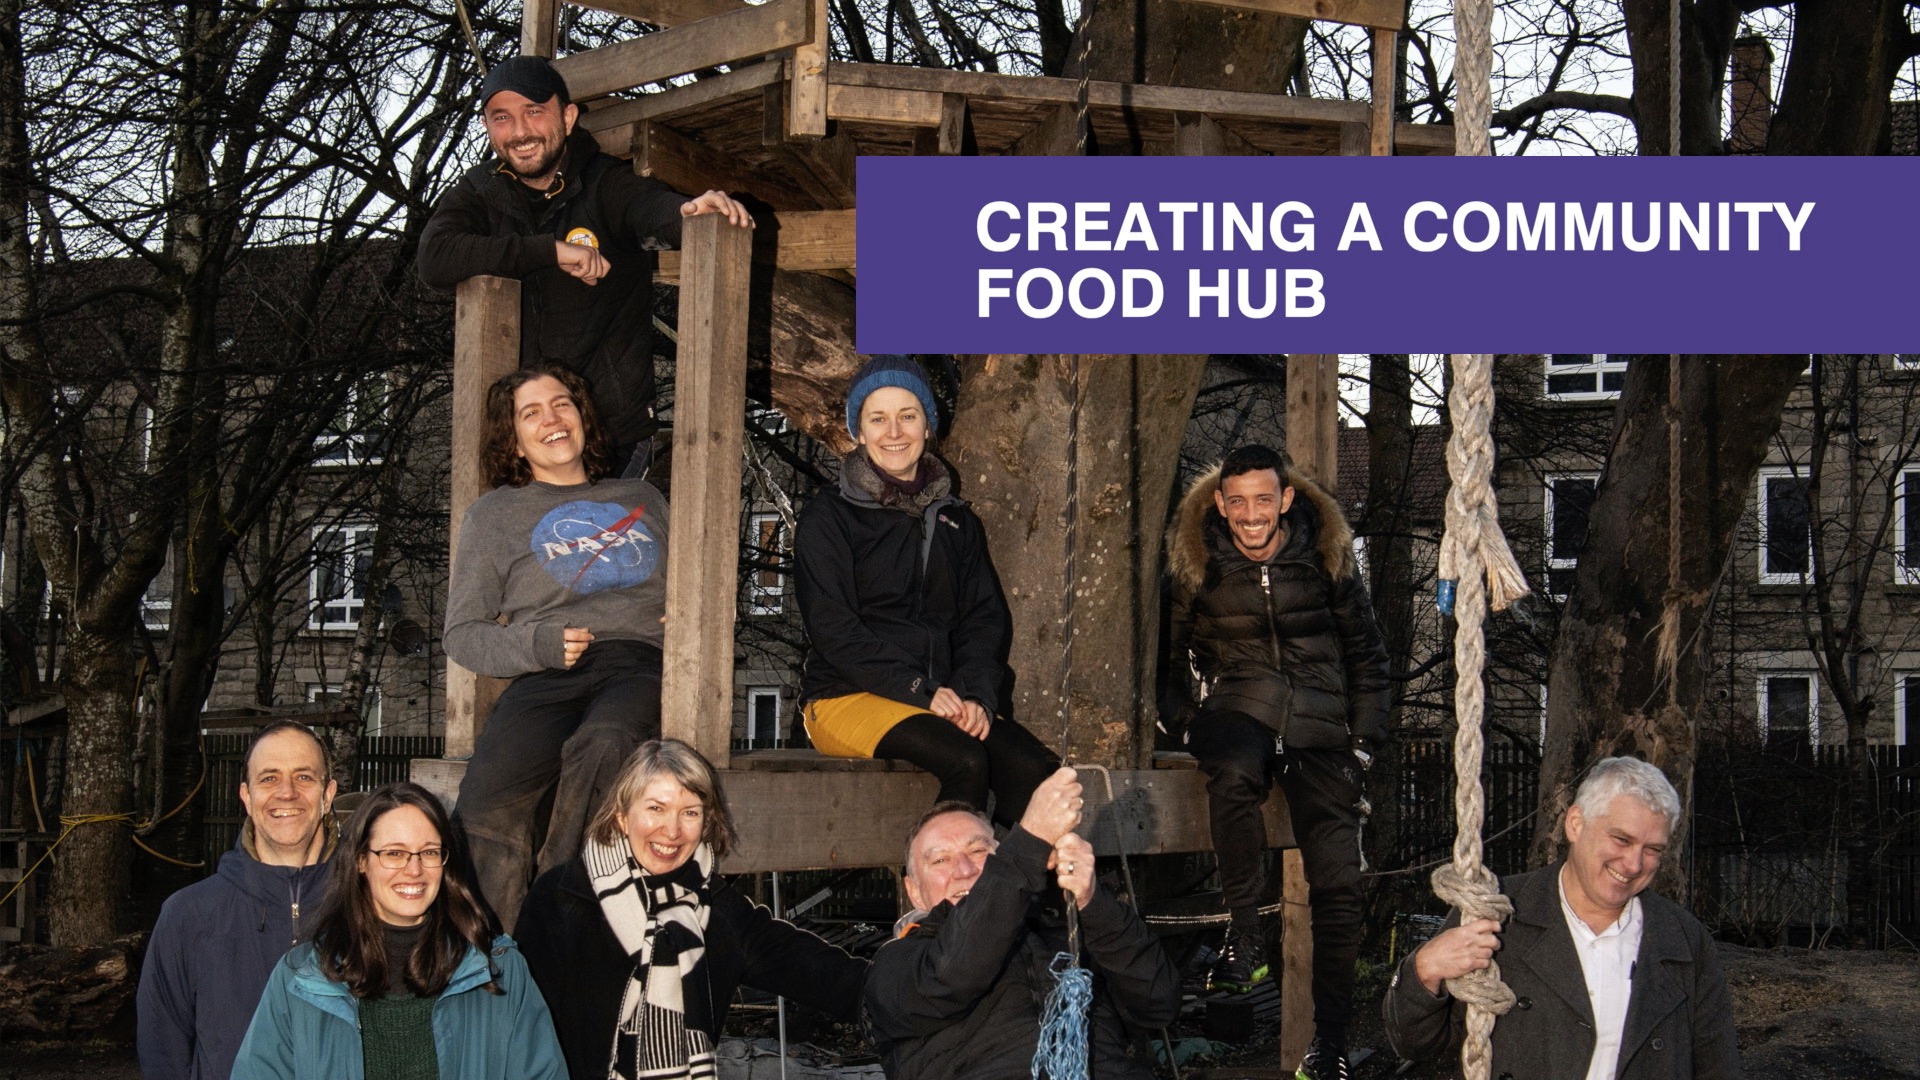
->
<box><xmin>137</xmin><ymin>722</ymin><xmax>337</xmax><ymax>1080</ymax></box>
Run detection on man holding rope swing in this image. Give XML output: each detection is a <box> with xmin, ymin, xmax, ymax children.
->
<box><xmin>864</xmin><ymin>767</ymin><xmax>1178</xmax><ymax>1080</ymax></box>
<box><xmin>1165</xmin><ymin>444</ymin><xmax>1392</xmax><ymax>1080</ymax></box>
<box><xmin>1383</xmin><ymin>757</ymin><xmax>1742</xmax><ymax>1080</ymax></box>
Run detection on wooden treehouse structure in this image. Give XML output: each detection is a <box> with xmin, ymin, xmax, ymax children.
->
<box><xmin>417</xmin><ymin>0</ymin><xmax>1448</xmax><ymax>1060</ymax></box>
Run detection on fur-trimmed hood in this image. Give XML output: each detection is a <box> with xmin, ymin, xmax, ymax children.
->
<box><xmin>1168</xmin><ymin>463</ymin><xmax>1355</xmax><ymax>591</ymax></box>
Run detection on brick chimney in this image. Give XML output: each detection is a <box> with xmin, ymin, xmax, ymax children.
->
<box><xmin>1728</xmin><ymin>35</ymin><xmax>1773</xmax><ymax>154</ymax></box>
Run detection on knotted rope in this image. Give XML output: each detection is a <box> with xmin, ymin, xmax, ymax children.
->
<box><xmin>1432</xmin><ymin>355</ymin><xmax>1528</xmax><ymax>1080</ymax></box>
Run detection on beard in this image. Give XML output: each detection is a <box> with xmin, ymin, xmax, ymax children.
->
<box><xmin>497</xmin><ymin>135</ymin><xmax>567</xmax><ymax>182</ymax></box>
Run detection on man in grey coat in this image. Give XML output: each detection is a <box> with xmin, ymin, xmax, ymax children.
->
<box><xmin>1383</xmin><ymin>757</ymin><xmax>1742</xmax><ymax>1080</ymax></box>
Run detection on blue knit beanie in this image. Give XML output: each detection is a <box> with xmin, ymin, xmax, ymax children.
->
<box><xmin>845</xmin><ymin>355</ymin><xmax>939</xmax><ymax>437</ymax></box>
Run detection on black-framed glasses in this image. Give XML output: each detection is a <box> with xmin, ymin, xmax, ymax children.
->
<box><xmin>367</xmin><ymin>847</ymin><xmax>448</xmax><ymax>869</ymax></box>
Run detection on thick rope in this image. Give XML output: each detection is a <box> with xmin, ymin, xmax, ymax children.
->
<box><xmin>1432</xmin><ymin>356</ymin><xmax>1527</xmax><ymax>1080</ymax></box>
<box><xmin>1032</xmin><ymin>952</ymin><xmax>1095</xmax><ymax>1080</ymax></box>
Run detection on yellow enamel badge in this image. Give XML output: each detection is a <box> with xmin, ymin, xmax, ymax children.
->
<box><xmin>565</xmin><ymin>227</ymin><xmax>600</xmax><ymax>249</ymax></box>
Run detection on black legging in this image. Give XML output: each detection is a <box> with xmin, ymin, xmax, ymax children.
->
<box><xmin>873</xmin><ymin>713</ymin><xmax>1059</xmax><ymax>826</ymax></box>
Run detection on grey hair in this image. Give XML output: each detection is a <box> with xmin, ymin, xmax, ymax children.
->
<box><xmin>1573</xmin><ymin>757</ymin><xmax>1682</xmax><ymax>831</ymax></box>
<box><xmin>902</xmin><ymin>800</ymin><xmax>991</xmax><ymax>874</ymax></box>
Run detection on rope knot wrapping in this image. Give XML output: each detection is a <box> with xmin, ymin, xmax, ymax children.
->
<box><xmin>1428</xmin><ymin>864</ymin><xmax>1517</xmax><ymax>1014</ymax></box>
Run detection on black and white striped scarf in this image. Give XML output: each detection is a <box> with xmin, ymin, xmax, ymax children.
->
<box><xmin>584</xmin><ymin>834</ymin><xmax>717</xmax><ymax>1080</ymax></box>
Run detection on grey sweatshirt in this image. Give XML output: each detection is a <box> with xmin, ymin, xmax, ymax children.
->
<box><xmin>445</xmin><ymin>478</ymin><xmax>669</xmax><ymax>678</ymax></box>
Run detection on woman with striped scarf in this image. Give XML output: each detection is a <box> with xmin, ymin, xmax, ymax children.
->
<box><xmin>514</xmin><ymin>740</ymin><xmax>868</xmax><ymax>1080</ymax></box>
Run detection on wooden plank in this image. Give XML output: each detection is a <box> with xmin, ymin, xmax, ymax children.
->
<box><xmin>762</xmin><ymin>78</ymin><xmax>786</xmax><ymax>146</ymax></box>
<box><xmin>1172</xmin><ymin>111</ymin><xmax>1257</xmax><ymax>157</ymax></box>
<box><xmin>1371</xmin><ymin>26</ymin><xmax>1397</xmax><ymax>156</ymax></box>
<box><xmin>579</xmin><ymin>62</ymin><xmax>784</xmax><ymax>136</ymax></box>
<box><xmin>777</xmin><ymin>129</ymin><xmax>856</xmax><ymax>208</ymax></box>
<box><xmin>1279</xmin><ymin>850</ymin><xmax>1315</xmax><ymax>1065</ymax></box>
<box><xmin>552</xmin><ymin>0</ymin><xmax>811</xmax><ymax>101</ymax></box>
<box><xmin>1013</xmin><ymin>102</ymin><xmax>1081</xmax><ymax>156</ymax></box>
<box><xmin>786</xmin><ymin>0</ymin><xmax>828</xmax><ymax>138</ymax></box>
<box><xmin>827</xmin><ymin>83</ymin><xmax>945</xmax><ymax>127</ymax></box>
<box><xmin>1285</xmin><ymin>355</ymin><xmax>1340</xmax><ymax>491</ymax></box>
<box><xmin>1174</xmin><ymin>0</ymin><xmax>1404</xmax><ymax>30</ymax></box>
<box><xmin>566</xmin><ymin>0</ymin><xmax>751</xmax><ymax>29</ymax></box>
<box><xmin>660</xmin><ymin>215</ymin><xmax>753</xmax><ymax>767</ymax></box>
<box><xmin>446</xmin><ymin>277</ymin><xmax>521</xmax><ymax>759</ymax></box>
<box><xmin>633</xmin><ymin>120</ymin><xmax>814</xmax><ymax>210</ymax></box>
<box><xmin>1339</xmin><ymin>120</ymin><xmax>1369</xmax><ymax>157</ymax></box>
<box><xmin>522</xmin><ymin>0</ymin><xmax>559</xmax><ymax>57</ymax></box>
<box><xmin>1394</xmin><ymin>121</ymin><xmax>1454</xmax><ymax>153</ymax></box>
<box><xmin>828</xmin><ymin>60</ymin><xmax>1366</xmax><ymax>127</ymax></box>
<box><xmin>409</xmin><ymin>757</ymin><xmax>469</xmax><ymax>808</ymax></box>
<box><xmin>936</xmin><ymin>92</ymin><xmax>969</xmax><ymax>154</ymax></box>
<box><xmin>656</xmin><ymin>208</ymin><xmax>854</xmax><ymax>283</ymax></box>
<box><xmin>714</xmin><ymin>765</ymin><xmax>1296</xmax><ymax>872</ymax></box>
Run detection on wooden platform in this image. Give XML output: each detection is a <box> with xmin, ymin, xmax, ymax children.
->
<box><xmin>413</xmin><ymin>750</ymin><xmax>1294</xmax><ymax>874</ymax></box>
<box><xmin>582</xmin><ymin>60</ymin><xmax>1452</xmax><ymax>217</ymax></box>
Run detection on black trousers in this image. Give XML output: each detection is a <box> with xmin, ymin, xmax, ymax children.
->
<box><xmin>456</xmin><ymin>640</ymin><xmax>663</xmax><ymax>931</ymax></box>
<box><xmin>873</xmin><ymin>713</ymin><xmax>1060</xmax><ymax>827</ymax></box>
<box><xmin>1188</xmin><ymin>709</ymin><xmax>1364</xmax><ymax>1029</ymax></box>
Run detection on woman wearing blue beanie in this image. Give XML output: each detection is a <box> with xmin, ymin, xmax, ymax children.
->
<box><xmin>793</xmin><ymin>356</ymin><xmax>1058</xmax><ymax>823</ymax></box>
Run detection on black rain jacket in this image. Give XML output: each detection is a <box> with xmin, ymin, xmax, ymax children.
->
<box><xmin>865</xmin><ymin>828</ymin><xmax>1180</xmax><ymax>1080</ymax></box>
<box><xmin>417</xmin><ymin>125</ymin><xmax>686</xmax><ymax>447</ymax></box>
<box><xmin>1165</xmin><ymin>465</ymin><xmax>1393</xmax><ymax>753</ymax></box>
<box><xmin>795</xmin><ymin>452</ymin><xmax>1011</xmax><ymax>717</ymax></box>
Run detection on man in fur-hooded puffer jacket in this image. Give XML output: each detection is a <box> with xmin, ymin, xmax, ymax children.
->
<box><xmin>1165</xmin><ymin>444</ymin><xmax>1391</xmax><ymax>1080</ymax></box>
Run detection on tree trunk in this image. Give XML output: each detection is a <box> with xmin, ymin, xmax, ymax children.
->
<box><xmin>942</xmin><ymin>357</ymin><xmax>1204</xmax><ymax>766</ymax></box>
<box><xmin>46</xmin><ymin>629</ymin><xmax>139</xmax><ymax>942</ymax></box>
<box><xmin>1070</xmin><ymin>0</ymin><xmax>1309</xmax><ymax>99</ymax></box>
<box><xmin>1531</xmin><ymin>357</ymin><xmax>1806</xmax><ymax>888</ymax></box>
<box><xmin>1767</xmin><ymin>0</ymin><xmax>1908</xmax><ymax>155</ymax></box>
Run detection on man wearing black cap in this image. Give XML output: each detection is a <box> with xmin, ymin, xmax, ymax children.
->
<box><xmin>419</xmin><ymin>55</ymin><xmax>753</xmax><ymax>477</ymax></box>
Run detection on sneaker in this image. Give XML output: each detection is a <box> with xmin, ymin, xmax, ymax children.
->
<box><xmin>1295</xmin><ymin>1036</ymin><xmax>1351</xmax><ymax>1080</ymax></box>
<box><xmin>1206</xmin><ymin>928</ymin><xmax>1269</xmax><ymax>992</ymax></box>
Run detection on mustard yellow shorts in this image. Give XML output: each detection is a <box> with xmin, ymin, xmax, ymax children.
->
<box><xmin>802</xmin><ymin>693</ymin><xmax>929</xmax><ymax>758</ymax></box>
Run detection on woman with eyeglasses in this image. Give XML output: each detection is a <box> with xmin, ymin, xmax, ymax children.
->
<box><xmin>231</xmin><ymin>782</ymin><xmax>565</xmax><ymax>1080</ymax></box>
<box><xmin>514</xmin><ymin>739</ymin><xmax>867</xmax><ymax>1080</ymax></box>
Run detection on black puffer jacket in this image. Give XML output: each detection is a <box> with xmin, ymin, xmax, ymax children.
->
<box><xmin>515</xmin><ymin>856</ymin><xmax>867</xmax><ymax>1080</ymax></box>
<box><xmin>1166</xmin><ymin>465</ymin><xmax>1392</xmax><ymax>753</ymax></box>
<box><xmin>865</xmin><ymin>829</ymin><xmax>1180</xmax><ymax>1080</ymax></box>
<box><xmin>795</xmin><ymin>452</ymin><xmax>1011</xmax><ymax>716</ymax></box>
<box><xmin>417</xmin><ymin>125</ymin><xmax>687</xmax><ymax>448</ymax></box>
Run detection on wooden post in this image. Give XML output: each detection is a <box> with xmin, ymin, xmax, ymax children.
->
<box><xmin>521</xmin><ymin>0</ymin><xmax>558</xmax><ymax>57</ymax></box>
<box><xmin>1370</xmin><ymin>26</ymin><xmax>1397</xmax><ymax>157</ymax></box>
<box><xmin>786</xmin><ymin>0</ymin><xmax>828</xmax><ymax>138</ymax></box>
<box><xmin>1280</xmin><ymin>352</ymin><xmax>1341</xmax><ymax>1067</ymax></box>
<box><xmin>446</xmin><ymin>276</ymin><xmax>520</xmax><ymax>760</ymax></box>
<box><xmin>660</xmin><ymin>214</ymin><xmax>752</xmax><ymax>766</ymax></box>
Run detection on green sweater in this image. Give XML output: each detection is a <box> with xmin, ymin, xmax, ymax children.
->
<box><xmin>360</xmin><ymin>923</ymin><xmax>437</xmax><ymax>1080</ymax></box>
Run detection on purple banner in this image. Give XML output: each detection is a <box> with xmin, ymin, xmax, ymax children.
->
<box><xmin>854</xmin><ymin>155</ymin><xmax>1920</xmax><ymax>354</ymax></box>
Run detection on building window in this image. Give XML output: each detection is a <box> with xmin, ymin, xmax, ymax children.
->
<box><xmin>308</xmin><ymin>683</ymin><xmax>383</xmax><ymax>736</ymax></box>
<box><xmin>310</xmin><ymin>523</ymin><xmax>374</xmax><ymax>630</ymax></box>
<box><xmin>1893</xmin><ymin>354</ymin><xmax>1920</xmax><ymax>371</ymax></box>
<box><xmin>1896</xmin><ymin>674</ymin><xmax>1916</xmax><ymax>746</ymax></box>
<box><xmin>746</xmin><ymin>512</ymin><xmax>786</xmax><ymax>615</ymax></box>
<box><xmin>1758</xmin><ymin>672</ymin><xmax>1819</xmax><ymax>747</ymax></box>
<box><xmin>1544</xmin><ymin>355</ymin><xmax>1626</xmax><ymax>402</ymax></box>
<box><xmin>1544</xmin><ymin>473</ymin><xmax>1598</xmax><ymax>598</ymax></box>
<box><xmin>1757</xmin><ymin>468</ymin><xmax>1812</xmax><ymax>584</ymax></box>
<box><xmin>143</xmin><ymin>542</ymin><xmax>174</xmax><ymax>630</ymax></box>
<box><xmin>745</xmin><ymin>687</ymin><xmax>782</xmax><ymax>748</ymax></box>
<box><xmin>314</xmin><ymin>377</ymin><xmax>389</xmax><ymax>467</ymax></box>
<box><xmin>1898</xmin><ymin>469</ymin><xmax>1920</xmax><ymax>586</ymax></box>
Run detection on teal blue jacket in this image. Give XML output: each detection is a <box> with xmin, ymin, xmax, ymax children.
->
<box><xmin>230</xmin><ymin>934</ymin><xmax>565</xmax><ymax>1080</ymax></box>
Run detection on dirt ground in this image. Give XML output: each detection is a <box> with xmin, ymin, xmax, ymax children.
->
<box><xmin>2</xmin><ymin>944</ymin><xmax>1915</xmax><ymax>1079</ymax></box>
